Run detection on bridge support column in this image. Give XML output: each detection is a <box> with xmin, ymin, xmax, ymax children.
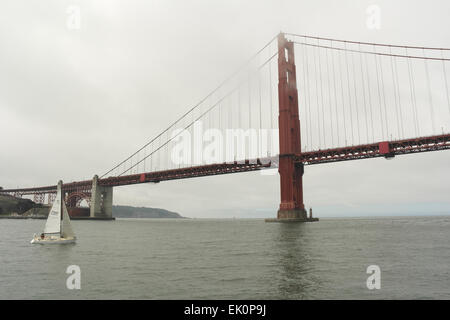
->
<box><xmin>277</xmin><ymin>157</ymin><xmax>306</xmax><ymax>219</ymax></box>
<box><xmin>90</xmin><ymin>175</ymin><xmax>113</xmax><ymax>219</ymax></box>
<box><xmin>266</xmin><ymin>33</ymin><xmax>317</xmax><ymax>223</ymax></box>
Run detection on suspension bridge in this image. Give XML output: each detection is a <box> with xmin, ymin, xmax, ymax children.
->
<box><xmin>1</xmin><ymin>32</ymin><xmax>450</xmax><ymax>221</ymax></box>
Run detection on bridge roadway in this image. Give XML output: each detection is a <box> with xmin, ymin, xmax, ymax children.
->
<box><xmin>1</xmin><ymin>133</ymin><xmax>449</xmax><ymax>196</ymax></box>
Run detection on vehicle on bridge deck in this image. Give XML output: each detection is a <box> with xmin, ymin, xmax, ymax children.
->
<box><xmin>31</xmin><ymin>181</ymin><xmax>76</xmax><ymax>245</ymax></box>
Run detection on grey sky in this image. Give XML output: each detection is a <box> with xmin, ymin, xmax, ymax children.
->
<box><xmin>1</xmin><ymin>0</ymin><xmax>449</xmax><ymax>218</ymax></box>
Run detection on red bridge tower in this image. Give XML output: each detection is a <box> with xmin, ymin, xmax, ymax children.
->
<box><xmin>266</xmin><ymin>33</ymin><xmax>315</xmax><ymax>222</ymax></box>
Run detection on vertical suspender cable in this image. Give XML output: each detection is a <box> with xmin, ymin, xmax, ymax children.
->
<box><xmin>268</xmin><ymin>57</ymin><xmax>273</xmax><ymax>156</ymax></box>
<box><xmin>325</xmin><ymin>46</ymin><xmax>334</xmax><ymax>146</ymax></box>
<box><xmin>300</xmin><ymin>43</ymin><xmax>309</xmax><ymax>150</ymax></box>
<box><xmin>304</xmin><ymin>37</ymin><xmax>313</xmax><ymax>149</ymax></box>
<box><xmin>350</xmin><ymin>47</ymin><xmax>361</xmax><ymax>144</ymax></box>
<box><xmin>406</xmin><ymin>49</ymin><xmax>419</xmax><ymax>136</ymax></box>
<box><xmin>313</xmin><ymin>43</ymin><xmax>321</xmax><ymax>149</ymax></box>
<box><xmin>423</xmin><ymin>48</ymin><xmax>436</xmax><ymax>134</ymax></box>
<box><xmin>377</xmin><ymin>48</ymin><xmax>389</xmax><ymax>140</ymax></box>
<box><xmin>393</xmin><ymin>52</ymin><xmax>404</xmax><ymax>138</ymax></box>
<box><xmin>344</xmin><ymin>42</ymin><xmax>355</xmax><ymax>145</ymax></box>
<box><xmin>331</xmin><ymin>40</ymin><xmax>340</xmax><ymax>146</ymax></box>
<box><xmin>238</xmin><ymin>86</ymin><xmax>242</xmax><ymax>129</ymax></box>
<box><xmin>358</xmin><ymin>44</ymin><xmax>369</xmax><ymax>143</ymax></box>
<box><xmin>317</xmin><ymin>39</ymin><xmax>326</xmax><ymax>147</ymax></box>
<box><xmin>363</xmin><ymin>50</ymin><xmax>375</xmax><ymax>142</ymax></box>
<box><xmin>441</xmin><ymin>49</ymin><xmax>450</xmax><ymax>121</ymax></box>
<box><xmin>338</xmin><ymin>45</ymin><xmax>348</xmax><ymax>145</ymax></box>
<box><xmin>248</xmin><ymin>75</ymin><xmax>252</xmax><ymax>131</ymax></box>
<box><xmin>258</xmin><ymin>69</ymin><xmax>262</xmax><ymax>156</ymax></box>
<box><xmin>389</xmin><ymin>46</ymin><xmax>401</xmax><ymax>139</ymax></box>
<box><xmin>373</xmin><ymin>45</ymin><xmax>385</xmax><ymax>140</ymax></box>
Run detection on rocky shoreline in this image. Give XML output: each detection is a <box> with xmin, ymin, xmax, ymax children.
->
<box><xmin>0</xmin><ymin>194</ymin><xmax>184</xmax><ymax>219</ymax></box>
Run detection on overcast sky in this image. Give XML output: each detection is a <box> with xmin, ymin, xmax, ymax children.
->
<box><xmin>1</xmin><ymin>0</ymin><xmax>449</xmax><ymax>218</ymax></box>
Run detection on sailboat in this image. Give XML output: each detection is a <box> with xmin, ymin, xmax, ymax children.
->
<box><xmin>30</xmin><ymin>180</ymin><xmax>76</xmax><ymax>244</ymax></box>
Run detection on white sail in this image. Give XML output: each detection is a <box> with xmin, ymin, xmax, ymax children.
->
<box><xmin>43</xmin><ymin>189</ymin><xmax>61</xmax><ymax>235</ymax></box>
<box><xmin>61</xmin><ymin>201</ymin><xmax>75</xmax><ymax>239</ymax></box>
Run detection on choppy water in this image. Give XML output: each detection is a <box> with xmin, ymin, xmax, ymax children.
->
<box><xmin>1</xmin><ymin>216</ymin><xmax>450</xmax><ymax>299</ymax></box>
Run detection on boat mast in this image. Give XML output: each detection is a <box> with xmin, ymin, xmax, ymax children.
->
<box><xmin>60</xmin><ymin>180</ymin><xmax>63</xmax><ymax>236</ymax></box>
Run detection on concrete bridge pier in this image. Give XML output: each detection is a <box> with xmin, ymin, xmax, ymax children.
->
<box><xmin>90</xmin><ymin>175</ymin><xmax>113</xmax><ymax>219</ymax></box>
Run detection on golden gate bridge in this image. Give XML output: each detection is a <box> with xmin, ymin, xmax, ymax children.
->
<box><xmin>1</xmin><ymin>32</ymin><xmax>449</xmax><ymax>221</ymax></box>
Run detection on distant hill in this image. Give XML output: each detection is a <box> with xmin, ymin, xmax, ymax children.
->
<box><xmin>112</xmin><ymin>205</ymin><xmax>185</xmax><ymax>218</ymax></box>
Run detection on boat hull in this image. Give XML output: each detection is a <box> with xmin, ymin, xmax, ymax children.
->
<box><xmin>30</xmin><ymin>237</ymin><xmax>76</xmax><ymax>244</ymax></box>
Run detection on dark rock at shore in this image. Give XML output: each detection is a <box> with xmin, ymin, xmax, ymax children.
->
<box><xmin>0</xmin><ymin>194</ymin><xmax>43</xmax><ymax>215</ymax></box>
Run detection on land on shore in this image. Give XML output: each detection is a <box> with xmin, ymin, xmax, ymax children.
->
<box><xmin>0</xmin><ymin>194</ymin><xmax>184</xmax><ymax>219</ymax></box>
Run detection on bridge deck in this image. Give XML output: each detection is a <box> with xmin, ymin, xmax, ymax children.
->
<box><xmin>1</xmin><ymin>133</ymin><xmax>449</xmax><ymax>196</ymax></box>
<box><xmin>297</xmin><ymin>133</ymin><xmax>450</xmax><ymax>164</ymax></box>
